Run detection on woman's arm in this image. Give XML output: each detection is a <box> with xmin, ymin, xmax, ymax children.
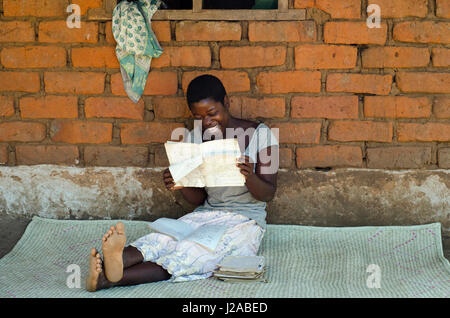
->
<box><xmin>163</xmin><ymin>168</ymin><xmax>207</xmax><ymax>206</ymax></box>
<box><xmin>237</xmin><ymin>145</ymin><xmax>279</xmax><ymax>202</ymax></box>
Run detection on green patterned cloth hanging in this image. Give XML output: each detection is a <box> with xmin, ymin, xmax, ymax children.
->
<box><xmin>112</xmin><ymin>0</ymin><xmax>163</xmax><ymax>103</ymax></box>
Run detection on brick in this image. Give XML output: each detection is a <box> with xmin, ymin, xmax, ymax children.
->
<box><xmin>324</xmin><ymin>22</ymin><xmax>387</xmax><ymax>45</ymax></box>
<box><xmin>106</xmin><ymin>21</ymin><xmax>171</xmax><ymax>44</ymax></box>
<box><xmin>279</xmin><ymin>148</ymin><xmax>293</xmax><ymax>168</ymax></box>
<box><xmin>438</xmin><ymin>148</ymin><xmax>450</xmax><ymax>169</ymax></box>
<box><xmin>45</xmin><ymin>72</ymin><xmax>105</xmax><ymax>94</ymax></box>
<box><xmin>20</xmin><ymin>96</ymin><xmax>78</xmax><ymax>119</ymax></box>
<box><xmin>436</xmin><ymin>0</ymin><xmax>450</xmax><ymax>18</ymax></box>
<box><xmin>396</xmin><ymin>72</ymin><xmax>450</xmax><ymax>94</ymax></box>
<box><xmin>328</xmin><ymin>121</ymin><xmax>393</xmax><ymax>142</ymax></box>
<box><xmin>248</xmin><ymin>21</ymin><xmax>316</xmax><ymax>42</ymax></box>
<box><xmin>0</xmin><ymin>122</ymin><xmax>46</xmax><ymax>142</ymax></box>
<box><xmin>4</xmin><ymin>0</ymin><xmax>69</xmax><ymax>17</ymax></box>
<box><xmin>291</xmin><ymin>96</ymin><xmax>359</xmax><ymax>119</ymax></box>
<box><xmin>121</xmin><ymin>122</ymin><xmax>185</xmax><ymax>144</ymax></box>
<box><xmin>84</xmin><ymin>146</ymin><xmax>148</xmax><ymax>167</ymax></box>
<box><xmin>0</xmin><ymin>72</ymin><xmax>40</xmax><ymax>93</ymax></box>
<box><xmin>367</xmin><ymin>147</ymin><xmax>432</xmax><ymax>169</ymax></box>
<box><xmin>1</xmin><ymin>46</ymin><xmax>66</xmax><ymax>69</ymax></box>
<box><xmin>182</xmin><ymin>71</ymin><xmax>250</xmax><ymax>93</ymax></box>
<box><xmin>50</xmin><ymin>121</ymin><xmax>112</xmax><ymax>144</ymax></box>
<box><xmin>0</xmin><ymin>145</ymin><xmax>7</xmax><ymax>164</ymax></box>
<box><xmin>232</xmin><ymin>97</ymin><xmax>286</xmax><ymax>119</ymax></box>
<box><xmin>0</xmin><ymin>21</ymin><xmax>35</xmax><ymax>42</ymax></box>
<box><xmin>111</xmin><ymin>71</ymin><xmax>177</xmax><ymax>96</ymax></box>
<box><xmin>267</xmin><ymin>122</ymin><xmax>321</xmax><ymax>144</ymax></box>
<box><xmin>393</xmin><ymin>22</ymin><xmax>450</xmax><ymax>44</ymax></box>
<box><xmin>150</xmin><ymin>21</ymin><xmax>172</xmax><ymax>42</ymax></box>
<box><xmin>364</xmin><ymin>96</ymin><xmax>431</xmax><ymax>119</ymax></box>
<box><xmin>295</xmin><ymin>45</ymin><xmax>357</xmax><ymax>69</ymax></box>
<box><xmin>84</xmin><ymin>97</ymin><xmax>144</xmax><ymax>120</ymax></box>
<box><xmin>105</xmin><ymin>22</ymin><xmax>116</xmax><ymax>45</ymax></box>
<box><xmin>294</xmin><ymin>0</ymin><xmax>361</xmax><ymax>19</ymax></box>
<box><xmin>72</xmin><ymin>0</ymin><xmax>103</xmax><ymax>15</ymax></box>
<box><xmin>367</xmin><ymin>0</ymin><xmax>428</xmax><ymax>18</ymax></box>
<box><xmin>152</xmin><ymin>46</ymin><xmax>211</xmax><ymax>68</ymax></box>
<box><xmin>71</xmin><ymin>47</ymin><xmax>119</xmax><ymax>68</ymax></box>
<box><xmin>176</xmin><ymin>21</ymin><xmax>241</xmax><ymax>41</ymax></box>
<box><xmin>432</xmin><ymin>48</ymin><xmax>450</xmax><ymax>67</ymax></box>
<box><xmin>0</xmin><ymin>96</ymin><xmax>15</xmax><ymax>117</ymax></box>
<box><xmin>327</xmin><ymin>73</ymin><xmax>392</xmax><ymax>95</ymax></box>
<box><xmin>434</xmin><ymin>97</ymin><xmax>450</xmax><ymax>119</ymax></box>
<box><xmin>362</xmin><ymin>47</ymin><xmax>430</xmax><ymax>68</ymax></box>
<box><xmin>296</xmin><ymin>145</ymin><xmax>363</xmax><ymax>168</ymax></box>
<box><xmin>39</xmin><ymin>21</ymin><xmax>98</xmax><ymax>43</ymax></box>
<box><xmin>225</xmin><ymin>97</ymin><xmax>243</xmax><ymax>118</ymax></box>
<box><xmin>153</xmin><ymin>97</ymin><xmax>191</xmax><ymax>119</ymax></box>
<box><xmin>397</xmin><ymin>123</ymin><xmax>450</xmax><ymax>142</ymax></box>
<box><xmin>16</xmin><ymin>145</ymin><xmax>79</xmax><ymax>165</ymax></box>
<box><xmin>256</xmin><ymin>71</ymin><xmax>321</xmax><ymax>94</ymax></box>
<box><xmin>220</xmin><ymin>46</ymin><xmax>286</xmax><ymax>69</ymax></box>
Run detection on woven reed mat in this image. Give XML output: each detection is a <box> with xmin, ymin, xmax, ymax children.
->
<box><xmin>1</xmin><ymin>216</ymin><xmax>449</xmax><ymax>298</ymax></box>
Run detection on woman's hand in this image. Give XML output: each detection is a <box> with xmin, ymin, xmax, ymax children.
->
<box><xmin>163</xmin><ymin>168</ymin><xmax>183</xmax><ymax>191</ymax></box>
<box><xmin>236</xmin><ymin>155</ymin><xmax>255</xmax><ymax>180</ymax></box>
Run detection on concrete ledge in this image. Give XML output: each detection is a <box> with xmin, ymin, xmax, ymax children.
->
<box><xmin>268</xmin><ymin>169</ymin><xmax>450</xmax><ymax>236</ymax></box>
<box><xmin>0</xmin><ymin>165</ymin><xmax>185</xmax><ymax>221</ymax></box>
<box><xmin>0</xmin><ymin>165</ymin><xmax>449</xmax><ymax>235</ymax></box>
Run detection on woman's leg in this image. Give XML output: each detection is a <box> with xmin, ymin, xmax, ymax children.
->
<box><xmin>87</xmin><ymin>244</ymin><xmax>171</xmax><ymax>292</ymax></box>
<box><xmin>96</xmin><ymin>260</ymin><xmax>171</xmax><ymax>291</ymax></box>
<box><xmin>122</xmin><ymin>245</ymin><xmax>144</xmax><ymax>268</ymax></box>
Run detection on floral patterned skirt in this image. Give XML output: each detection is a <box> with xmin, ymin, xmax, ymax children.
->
<box><xmin>129</xmin><ymin>210</ymin><xmax>265</xmax><ymax>282</ymax></box>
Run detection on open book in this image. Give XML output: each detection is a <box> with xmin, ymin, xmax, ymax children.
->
<box><xmin>148</xmin><ymin>217</ymin><xmax>227</xmax><ymax>251</ymax></box>
<box><xmin>164</xmin><ymin>138</ymin><xmax>245</xmax><ymax>188</ymax></box>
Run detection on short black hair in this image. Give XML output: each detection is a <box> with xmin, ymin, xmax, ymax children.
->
<box><xmin>186</xmin><ymin>74</ymin><xmax>227</xmax><ymax>109</ymax></box>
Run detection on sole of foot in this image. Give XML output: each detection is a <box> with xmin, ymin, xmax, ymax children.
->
<box><xmin>86</xmin><ymin>248</ymin><xmax>102</xmax><ymax>292</ymax></box>
<box><xmin>102</xmin><ymin>222</ymin><xmax>126</xmax><ymax>283</ymax></box>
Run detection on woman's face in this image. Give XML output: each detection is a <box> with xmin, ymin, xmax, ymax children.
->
<box><xmin>190</xmin><ymin>97</ymin><xmax>230</xmax><ymax>139</ymax></box>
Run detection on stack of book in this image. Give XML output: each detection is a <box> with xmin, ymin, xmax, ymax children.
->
<box><xmin>213</xmin><ymin>256</ymin><xmax>266</xmax><ymax>282</ymax></box>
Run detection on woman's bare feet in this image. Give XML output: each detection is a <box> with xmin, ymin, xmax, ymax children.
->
<box><xmin>102</xmin><ymin>222</ymin><xmax>126</xmax><ymax>283</ymax></box>
<box><xmin>86</xmin><ymin>248</ymin><xmax>103</xmax><ymax>292</ymax></box>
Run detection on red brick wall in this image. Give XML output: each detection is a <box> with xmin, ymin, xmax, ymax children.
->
<box><xmin>0</xmin><ymin>0</ymin><xmax>449</xmax><ymax>169</ymax></box>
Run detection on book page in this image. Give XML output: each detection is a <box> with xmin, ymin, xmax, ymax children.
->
<box><xmin>168</xmin><ymin>155</ymin><xmax>203</xmax><ymax>183</ymax></box>
<box><xmin>165</xmin><ymin>141</ymin><xmax>205</xmax><ymax>187</ymax></box>
<box><xmin>185</xmin><ymin>224</ymin><xmax>228</xmax><ymax>251</ymax></box>
<box><xmin>164</xmin><ymin>141</ymin><xmax>199</xmax><ymax>165</ymax></box>
<box><xmin>164</xmin><ymin>138</ymin><xmax>245</xmax><ymax>188</ymax></box>
<box><xmin>148</xmin><ymin>217</ymin><xmax>196</xmax><ymax>241</ymax></box>
<box><xmin>175</xmin><ymin>168</ymin><xmax>205</xmax><ymax>188</ymax></box>
<box><xmin>218</xmin><ymin>256</ymin><xmax>265</xmax><ymax>272</ymax></box>
<box><xmin>201</xmin><ymin>155</ymin><xmax>245</xmax><ymax>187</ymax></box>
<box><xmin>214</xmin><ymin>271</ymin><xmax>264</xmax><ymax>278</ymax></box>
<box><xmin>200</xmin><ymin>139</ymin><xmax>245</xmax><ymax>187</ymax></box>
